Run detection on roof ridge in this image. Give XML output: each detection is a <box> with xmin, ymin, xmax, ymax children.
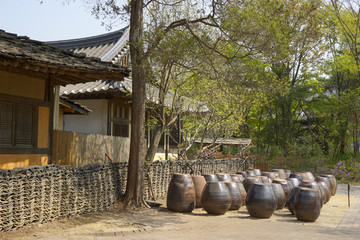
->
<box><xmin>102</xmin><ymin>27</ymin><xmax>130</xmax><ymax>62</ymax></box>
<box><xmin>47</xmin><ymin>26</ymin><xmax>129</xmax><ymax>49</ymax></box>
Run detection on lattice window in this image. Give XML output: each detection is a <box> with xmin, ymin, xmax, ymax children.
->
<box><xmin>0</xmin><ymin>100</ymin><xmax>37</xmax><ymax>151</ymax></box>
<box><xmin>111</xmin><ymin>100</ymin><xmax>130</xmax><ymax>138</ymax></box>
<box><xmin>0</xmin><ymin>102</ymin><xmax>14</xmax><ymax>146</ymax></box>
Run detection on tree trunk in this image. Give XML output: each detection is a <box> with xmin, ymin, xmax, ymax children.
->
<box><xmin>339</xmin><ymin>120</ymin><xmax>348</xmax><ymax>155</ymax></box>
<box><xmin>354</xmin><ymin>114</ymin><xmax>358</xmax><ymax>159</ymax></box>
<box><xmin>124</xmin><ymin>0</ymin><xmax>147</xmax><ymax>208</ymax></box>
<box><xmin>146</xmin><ymin>124</ymin><xmax>164</xmax><ymax>162</ymax></box>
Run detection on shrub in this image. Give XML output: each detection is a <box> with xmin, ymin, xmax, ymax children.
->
<box><xmin>332</xmin><ymin>159</ymin><xmax>360</xmax><ymax>180</ymax></box>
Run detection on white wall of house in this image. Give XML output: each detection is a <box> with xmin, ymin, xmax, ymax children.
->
<box><xmin>63</xmin><ymin>99</ymin><xmax>108</xmax><ymax>134</ymax></box>
<box><xmin>154</xmin><ymin>153</ymin><xmax>178</xmax><ymax>161</ymax></box>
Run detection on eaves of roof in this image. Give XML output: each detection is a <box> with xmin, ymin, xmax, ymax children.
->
<box><xmin>0</xmin><ymin>29</ymin><xmax>130</xmax><ymax>85</ymax></box>
<box><xmin>60</xmin><ymin>79</ymin><xmax>130</xmax><ymax>96</ymax></box>
<box><xmin>59</xmin><ymin>97</ymin><xmax>91</xmax><ymax>115</ymax></box>
<box><xmin>60</xmin><ymin>78</ymin><xmax>209</xmax><ymax>112</ymax></box>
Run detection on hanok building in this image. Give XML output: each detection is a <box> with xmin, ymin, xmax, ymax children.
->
<box><xmin>0</xmin><ymin>29</ymin><xmax>129</xmax><ymax>169</ymax></box>
<box><xmin>48</xmin><ymin>27</ymin><xmax>131</xmax><ymax>137</ymax></box>
<box><xmin>48</xmin><ymin>27</ymin><xmax>208</xmax><ymax>161</ymax></box>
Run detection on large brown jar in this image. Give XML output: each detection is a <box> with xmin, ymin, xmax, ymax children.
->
<box><xmin>294</xmin><ymin>187</ymin><xmax>321</xmax><ymax>222</ymax></box>
<box><xmin>167</xmin><ymin>174</ymin><xmax>196</xmax><ymax>212</ymax></box>
<box><xmin>272</xmin><ymin>183</ymin><xmax>286</xmax><ymax>210</ymax></box>
<box><xmin>260</xmin><ymin>176</ymin><xmax>271</xmax><ymax>183</ymax></box>
<box><xmin>315</xmin><ymin>176</ymin><xmax>331</xmax><ymax>190</ymax></box>
<box><xmin>320</xmin><ymin>174</ymin><xmax>337</xmax><ymax>196</ymax></box>
<box><xmin>216</xmin><ymin>173</ymin><xmax>233</xmax><ymax>182</ymax></box>
<box><xmin>236</xmin><ymin>171</ymin><xmax>248</xmax><ymax>178</ymax></box>
<box><xmin>238</xmin><ymin>183</ymin><xmax>247</xmax><ymax>206</ymax></box>
<box><xmin>289</xmin><ymin>173</ymin><xmax>303</xmax><ymax>182</ymax></box>
<box><xmin>287</xmin><ymin>187</ymin><xmax>300</xmax><ymax>214</ymax></box>
<box><xmin>202</xmin><ymin>174</ymin><xmax>219</xmax><ymax>182</ymax></box>
<box><xmin>301</xmin><ymin>172</ymin><xmax>315</xmax><ymax>181</ymax></box>
<box><xmin>286</xmin><ymin>179</ymin><xmax>295</xmax><ymax>191</ymax></box>
<box><xmin>246</xmin><ymin>183</ymin><xmax>277</xmax><ymax>218</ymax></box>
<box><xmin>285</xmin><ymin>170</ymin><xmax>292</xmax><ymax>178</ymax></box>
<box><xmin>272</xmin><ymin>179</ymin><xmax>291</xmax><ymax>197</ymax></box>
<box><xmin>272</xmin><ymin>169</ymin><xmax>287</xmax><ymax>179</ymax></box>
<box><xmin>201</xmin><ymin>182</ymin><xmax>231</xmax><ymax>215</ymax></box>
<box><xmin>246</xmin><ymin>169</ymin><xmax>256</xmax><ymax>177</ymax></box>
<box><xmin>243</xmin><ymin>176</ymin><xmax>261</xmax><ymax>192</ymax></box>
<box><xmin>262</xmin><ymin>172</ymin><xmax>277</xmax><ymax>181</ymax></box>
<box><xmin>225</xmin><ymin>181</ymin><xmax>242</xmax><ymax>210</ymax></box>
<box><xmin>299</xmin><ymin>180</ymin><xmax>323</xmax><ymax>207</ymax></box>
<box><xmin>231</xmin><ymin>174</ymin><xmax>244</xmax><ymax>183</ymax></box>
<box><xmin>191</xmin><ymin>175</ymin><xmax>207</xmax><ymax>208</ymax></box>
<box><xmin>317</xmin><ymin>181</ymin><xmax>329</xmax><ymax>204</ymax></box>
<box><xmin>252</xmin><ymin>169</ymin><xmax>262</xmax><ymax>176</ymax></box>
<box><xmin>287</xmin><ymin>177</ymin><xmax>300</xmax><ymax>188</ymax></box>
<box><xmin>315</xmin><ymin>177</ymin><xmax>331</xmax><ymax>204</ymax></box>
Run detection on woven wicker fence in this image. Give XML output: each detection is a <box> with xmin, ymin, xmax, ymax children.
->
<box><xmin>0</xmin><ymin>158</ymin><xmax>249</xmax><ymax>231</ymax></box>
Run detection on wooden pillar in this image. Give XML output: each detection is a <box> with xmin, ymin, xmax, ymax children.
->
<box><xmin>48</xmin><ymin>75</ymin><xmax>54</xmax><ymax>164</ymax></box>
<box><xmin>53</xmin><ymin>85</ymin><xmax>60</xmax><ymax>130</ymax></box>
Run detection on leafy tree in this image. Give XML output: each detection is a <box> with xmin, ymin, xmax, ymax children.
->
<box><xmin>242</xmin><ymin>0</ymin><xmax>324</xmax><ymax>156</ymax></box>
<box><xmin>89</xmin><ymin>0</ymin><xmax>256</xmax><ymax>208</ymax></box>
<box><xmin>68</xmin><ymin>0</ymin><xmax>328</xmax><ymax>207</ymax></box>
<box><xmin>312</xmin><ymin>0</ymin><xmax>360</xmax><ymax>158</ymax></box>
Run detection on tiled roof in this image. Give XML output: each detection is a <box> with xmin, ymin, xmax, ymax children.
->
<box><xmin>60</xmin><ymin>79</ymin><xmax>129</xmax><ymax>96</ymax></box>
<box><xmin>60</xmin><ymin>79</ymin><xmax>209</xmax><ymax>112</ymax></box>
<box><xmin>47</xmin><ymin>26</ymin><xmax>129</xmax><ymax>63</ymax></box>
<box><xmin>52</xmin><ymin>27</ymin><xmax>207</xmax><ymax>112</ymax></box>
<box><xmin>0</xmin><ymin>29</ymin><xmax>129</xmax><ymax>85</ymax></box>
<box><xmin>59</xmin><ymin>96</ymin><xmax>92</xmax><ymax>115</ymax></box>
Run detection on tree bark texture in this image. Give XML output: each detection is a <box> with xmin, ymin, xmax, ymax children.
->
<box><xmin>124</xmin><ymin>0</ymin><xmax>147</xmax><ymax>208</ymax></box>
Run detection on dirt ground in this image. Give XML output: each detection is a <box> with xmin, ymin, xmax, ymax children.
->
<box><xmin>0</xmin><ymin>191</ymin><xmax>356</xmax><ymax>240</ymax></box>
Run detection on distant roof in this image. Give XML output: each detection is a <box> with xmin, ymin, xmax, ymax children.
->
<box><xmin>195</xmin><ymin>138</ymin><xmax>253</xmax><ymax>146</ymax></box>
<box><xmin>59</xmin><ymin>96</ymin><xmax>91</xmax><ymax>115</ymax></box>
<box><xmin>0</xmin><ymin>29</ymin><xmax>129</xmax><ymax>85</ymax></box>
<box><xmin>60</xmin><ymin>79</ymin><xmax>128</xmax><ymax>96</ymax></box>
<box><xmin>52</xmin><ymin>27</ymin><xmax>208</xmax><ymax>112</ymax></box>
<box><xmin>47</xmin><ymin>26</ymin><xmax>129</xmax><ymax>63</ymax></box>
<box><xmin>60</xmin><ymin>79</ymin><xmax>209</xmax><ymax>112</ymax></box>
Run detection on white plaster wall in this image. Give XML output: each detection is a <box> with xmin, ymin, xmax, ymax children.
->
<box><xmin>63</xmin><ymin>100</ymin><xmax>108</xmax><ymax>134</ymax></box>
<box><xmin>153</xmin><ymin>153</ymin><xmax>178</xmax><ymax>161</ymax></box>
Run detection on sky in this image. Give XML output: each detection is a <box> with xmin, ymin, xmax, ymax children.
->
<box><xmin>0</xmin><ymin>0</ymin><xmax>128</xmax><ymax>41</ymax></box>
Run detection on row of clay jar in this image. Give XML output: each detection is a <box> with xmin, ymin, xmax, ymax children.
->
<box><xmin>166</xmin><ymin>169</ymin><xmax>337</xmax><ymax>222</ymax></box>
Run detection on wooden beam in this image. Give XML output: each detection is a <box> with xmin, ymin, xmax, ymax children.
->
<box><xmin>48</xmin><ymin>75</ymin><xmax>55</xmax><ymax>164</ymax></box>
<box><xmin>1</xmin><ymin>56</ymin><xmax>128</xmax><ymax>84</ymax></box>
<box><xmin>0</xmin><ymin>63</ymin><xmax>49</xmax><ymax>80</ymax></box>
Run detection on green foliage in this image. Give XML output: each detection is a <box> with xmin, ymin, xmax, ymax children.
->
<box><xmin>88</xmin><ymin>0</ymin><xmax>360</xmax><ymax>164</ymax></box>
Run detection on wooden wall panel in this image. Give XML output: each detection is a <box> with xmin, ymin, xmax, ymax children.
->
<box><xmin>0</xmin><ymin>70</ymin><xmax>45</xmax><ymax>100</ymax></box>
<box><xmin>37</xmin><ymin>106</ymin><xmax>50</xmax><ymax>149</ymax></box>
<box><xmin>52</xmin><ymin>130</ymin><xmax>130</xmax><ymax>167</ymax></box>
<box><xmin>0</xmin><ymin>154</ymin><xmax>48</xmax><ymax>169</ymax></box>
